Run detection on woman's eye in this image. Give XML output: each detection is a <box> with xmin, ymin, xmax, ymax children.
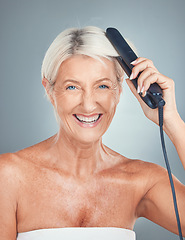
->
<box><xmin>99</xmin><ymin>85</ymin><xmax>109</xmax><ymax>89</ymax></box>
<box><xmin>66</xmin><ymin>86</ymin><xmax>76</xmax><ymax>90</ymax></box>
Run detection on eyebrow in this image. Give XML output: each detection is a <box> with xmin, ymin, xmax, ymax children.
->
<box><xmin>63</xmin><ymin>79</ymin><xmax>80</xmax><ymax>85</ymax></box>
<box><xmin>95</xmin><ymin>78</ymin><xmax>113</xmax><ymax>83</ymax></box>
<box><xmin>63</xmin><ymin>78</ymin><xmax>113</xmax><ymax>85</ymax></box>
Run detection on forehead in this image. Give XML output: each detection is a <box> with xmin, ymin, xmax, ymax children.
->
<box><xmin>56</xmin><ymin>55</ymin><xmax>117</xmax><ymax>81</ymax></box>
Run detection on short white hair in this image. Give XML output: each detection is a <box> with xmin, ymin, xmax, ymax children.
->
<box><xmin>41</xmin><ymin>26</ymin><xmax>125</xmax><ymax>96</ymax></box>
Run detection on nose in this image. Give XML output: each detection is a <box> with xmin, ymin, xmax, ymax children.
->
<box><xmin>81</xmin><ymin>90</ymin><xmax>97</xmax><ymax>113</ymax></box>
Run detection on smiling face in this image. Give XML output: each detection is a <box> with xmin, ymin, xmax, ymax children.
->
<box><xmin>47</xmin><ymin>55</ymin><xmax>122</xmax><ymax>144</ymax></box>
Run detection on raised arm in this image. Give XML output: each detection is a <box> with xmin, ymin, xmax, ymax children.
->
<box><xmin>126</xmin><ymin>57</ymin><xmax>185</xmax><ymax>236</ymax></box>
<box><xmin>126</xmin><ymin>57</ymin><xmax>185</xmax><ymax>169</ymax></box>
<box><xmin>0</xmin><ymin>154</ymin><xmax>18</xmax><ymax>240</ymax></box>
<box><xmin>163</xmin><ymin>111</ymin><xmax>185</xmax><ymax>170</ymax></box>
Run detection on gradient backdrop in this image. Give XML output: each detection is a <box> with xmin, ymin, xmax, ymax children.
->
<box><xmin>0</xmin><ymin>0</ymin><xmax>185</xmax><ymax>239</ymax></box>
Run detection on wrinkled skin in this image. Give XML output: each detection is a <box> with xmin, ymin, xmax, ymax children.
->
<box><xmin>0</xmin><ymin>55</ymin><xmax>185</xmax><ymax>239</ymax></box>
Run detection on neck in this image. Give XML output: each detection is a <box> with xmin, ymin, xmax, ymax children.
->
<box><xmin>47</xmin><ymin>129</ymin><xmax>109</xmax><ymax>178</ymax></box>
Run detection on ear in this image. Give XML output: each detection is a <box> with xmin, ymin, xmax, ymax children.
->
<box><xmin>42</xmin><ymin>77</ymin><xmax>48</xmax><ymax>88</ymax></box>
<box><xmin>42</xmin><ymin>78</ymin><xmax>55</xmax><ymax>106</ymax></box>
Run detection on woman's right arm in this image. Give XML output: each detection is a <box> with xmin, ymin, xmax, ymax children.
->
<box><xmin>0</xmin><ymin>154</ymin><xmax>18</xmax><ymax>240</ymax></box>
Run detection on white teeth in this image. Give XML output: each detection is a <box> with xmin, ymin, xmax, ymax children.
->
<box><xmin>75</xmin><ymin>114</ymin><xmax>100</xmax><ymax>123</ymax></box>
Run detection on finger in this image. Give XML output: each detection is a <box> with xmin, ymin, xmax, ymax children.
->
<box><xmin>130</xmin><ymin>59</ymin><xmax>158</xmax><ymax>80</ymax></box>
<box><xmin>140</xmin><ymin>73</ymin><xmax>167</xmax><ymax>97</ymax></box>
<box><xmin>131</xmin><ymin>57</ymin><xmax>148</xmax><ymax>65</ymax></box>
<box><xmin>137</xmin><ymin>67</ymin><xmax>159</xmax><ymax>92</ymax></box>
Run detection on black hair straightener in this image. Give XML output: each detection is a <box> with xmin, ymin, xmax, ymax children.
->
<box><xmin>106</xmin><ymin>27</ymin><xmax>165</xmax><ymax>109</ymax></box>
<box><xmin>106</xmin><ymin>27</ymin><xmax>183</xmax><ymax>240</ymax></box>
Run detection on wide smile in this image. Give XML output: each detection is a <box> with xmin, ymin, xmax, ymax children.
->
<box><xmin>73</xmin><ymin>114</ymin><xmax>102</xmax><ymax>127</ymax></box>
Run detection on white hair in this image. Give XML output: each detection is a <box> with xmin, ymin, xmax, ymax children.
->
<box><xmin>41</xmin><ymin>26</ymin><xmax>125</xmax><ymax>96</ymax></box>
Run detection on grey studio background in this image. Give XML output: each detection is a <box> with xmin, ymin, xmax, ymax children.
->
<box><xmin>0</xmin><ymin>0</ymin><xmax>185</xmax><ymax>239</ymax></box>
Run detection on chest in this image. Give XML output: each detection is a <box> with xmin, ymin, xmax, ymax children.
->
<box><xmin>17</xmin><ymin>168</ymin><xmax>141</xmax><ymax>231</ymax></box>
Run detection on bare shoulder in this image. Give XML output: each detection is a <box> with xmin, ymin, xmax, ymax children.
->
<box><xmin>107</xmin><ymin>146</ymin><xmax>170</xmax><ymax>190</ymax></box>
<box><xmin>103</xmin><ymin>144</ymin><xmax>169</xmax><ymax>182</ymax></box>
<box><xmin>0</xmin><ymin>153</ymin><xmax>21</xmax><ymax>228</ymax></box>
<box><xmin>0</xmin><ymin>152</ymin><xmax>32</xmax><ymax>238</ymax></box>
<box><xmin>123</xmin><ymin>157</ymin><xmax>167</xmax><ymax>174</ymax></box>
<box><xmin>116</xmin><ymin>149</ymin><xmax>166</xmax><ymax>172</ymax></box>
<box><xmin>0</xmin><ymin>152</ymin><xmax>24</xmax><ymax>192</ymax></box>
<box><xmin>0</xmin><ymin>152</ymin><xmax>21</xmax><ymax>178</ymax></box>
<box><xmin>0</xmin><ymin>148</ymin><xmax>33</xmax><ymax>176</ymax></box>
<box><xmin>120</xmin><ymin>155</ymin><xmax>169</xmax><ymax>181</ymax></box>
<box><xmin>0</xmin><ymin>135</ymin><xmax>53</xmax><ymax>179</ymax></box>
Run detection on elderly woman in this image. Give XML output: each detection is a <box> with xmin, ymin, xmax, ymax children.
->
<box><xmin>0</xmin><ymin>26</ymin><xmax>185</xmax><ymax>240</ymax></box>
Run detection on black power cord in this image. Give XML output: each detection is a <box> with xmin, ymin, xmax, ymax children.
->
<box><xmin>158</xmin><ymin>106</ymin><xmax>183</xmax><ymax>240</ymax></box>
<box><xmin>105</xmin><ymin>27</ymin><xmax>183</xmax><ymax>239</ymax></box>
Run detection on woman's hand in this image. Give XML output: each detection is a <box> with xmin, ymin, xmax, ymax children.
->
<box><xmin>126</xmin><ymin>57</ymin><xmax>185</xmax><ymax>170</ymax></box>
<box><xmin>126</xmin><ymin>58</ymin><xmax>185</xmax><ymax>235</ymax></box>
<box><xmin>125</xmin><ymin>57</ymin><xmax>179</xmax><ymax>128</ymax></box>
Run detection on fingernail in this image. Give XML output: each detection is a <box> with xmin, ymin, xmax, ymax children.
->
<box><xmin>141</xmin><ymin>86</ymin><xmax>144</xmax><ymax>93</ymax></box>
<box><xmin>131</xmin><ymin>60</ymin><xmax>137</xmax><ymax>65</ymax></box>
<box><xmin>137</xmin><ymin>85</ymin><xmax>141</xmax><ymax>93</ymax></box>
<box><xmin>130</xmin><ymin>73</ymin><xmax>134</xmax><ymax>80</ymax></box>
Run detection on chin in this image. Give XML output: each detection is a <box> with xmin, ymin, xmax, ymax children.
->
<box><xmin>73</xmin><ymin>131</ymin><xmax>103</xmax><ymax>145</ymax></box>
<box><xmin>59</xmin><ymin>115</ymin><xmax>111</xmax><ymax>145</ymax></box>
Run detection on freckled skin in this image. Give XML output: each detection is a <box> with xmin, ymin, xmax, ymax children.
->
<box><xmin>51</xmin><ymin>55</ymin><xmax>121</xmax><ymax>144</ymax></box>
<box><xmin>1</xmin><ymin>55</ymin><xmax>185</xmax><ymax>238</ymax></box>
<box><xmin>8</xmin><ymin>56</ymin><xmax>145</xmax><ymax>233</ymax></box>
<box><xmin>13</xmin><ymin>142</ymin><xmax>147</xmax><ymax>232</ymax></box>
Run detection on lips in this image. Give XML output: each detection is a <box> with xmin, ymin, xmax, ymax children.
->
<box><xmin>74</xmin><ymin>114</ymin><xmax>102</xmax><ymax>124</ymax></box>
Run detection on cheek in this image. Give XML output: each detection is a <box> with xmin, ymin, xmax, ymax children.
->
<box><xmin>53</xmin><ymin>88</ymin><xmax>120</xmax><ymax>116</ymax></box>
<box><xmin>97</xmin><ymin>90</ymin><xmax>120</xmax><ymax>111</ymax></box>
<box><xmin>54</xmin><ymin>92</ymin><xmax>80</xmax><ymax>114</ymax></box>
